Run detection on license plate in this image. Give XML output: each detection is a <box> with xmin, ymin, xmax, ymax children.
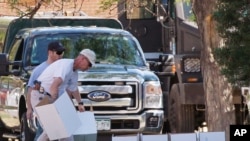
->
<box><xmin>96</xmin><ymin>119</ymin><xmax>110</xmax><ymax>130</ymax></box>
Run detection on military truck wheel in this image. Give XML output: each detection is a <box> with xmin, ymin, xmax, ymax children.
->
<box><xmin>20</xmin><ymin>113</ymin><xmax>35</xmax><ymax>141</ymax></box>
<box><xmin>168</xmin><ymin>84</ymin><xmax>181</xmax><ymax>133</ymax></box>
<box><xmin>161</xmin><ymin>119</ymin><xmax>171</xmax><ymax>133</ymax></box>
<box><xmin>168</xmin><ymin>84</ymin><xmax>195</xmax><ymax>133</ymax></box>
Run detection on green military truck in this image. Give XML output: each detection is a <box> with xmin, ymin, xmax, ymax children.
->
<box><xmin>118</xmin><ymin>0</ymin><xmax>246</xmax><ymax>133</ymax></box>
<box><xmin>0</xmin><ymin>16</ymin><xmax>173</xmax><ymax>141</ymax></box>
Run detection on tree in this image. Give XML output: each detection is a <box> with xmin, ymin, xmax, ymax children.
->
<box><xmin>192</xmin><ymin>0</ymin><xmax>236</xmax><ymax>141</ymax></box>
<box><xmin>5</xmin><ymin>0</ymin><xmax>243</xmax><ymax>140</ymax></box>
<box><xmin>7</xmin><ymin>0</ymin><xmax>88</xmax><ymax>18</ymax></box>
<box><xmin>8</xmin><ymin>0</ymin><xmax>50</xmax><ymax>18</ymax></box>
<box><xmin>213</xmin><ymin>0</ymin><xmax>250</xmax><ymax>87</ymax></box>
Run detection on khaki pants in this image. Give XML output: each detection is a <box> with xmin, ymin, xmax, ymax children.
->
<box><xmin>30</xmin><ymin>90</ymin><xmax>44</xmax><ymax>110</ymax></box>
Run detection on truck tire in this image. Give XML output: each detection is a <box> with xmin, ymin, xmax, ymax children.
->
<box><xmin>161</xmin><ymin>119</ymin><xmax>171</xmax><ymax>133</ymax></box>
<box><xmin>0</xmin><ymin>118</ymin><xmax>8</xmax><ymax>141</ymax></box>
<box><xmin>168</xmin><ymin>84</ymin><xmax>195</xmax><ymax>133</ymax></box>
<box><xmin>20</xmin><ymin>113</ymin><xmax>35</xmax><ymax>141</ymax></box>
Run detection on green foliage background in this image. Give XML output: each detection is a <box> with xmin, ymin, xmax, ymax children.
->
<box><xmin>213</xmin><ymin>0</ymin><xmax>250</xmax><ymax>86</ymax></box>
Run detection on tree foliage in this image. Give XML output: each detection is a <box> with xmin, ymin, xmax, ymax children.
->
<box><xmin>7</xmin><ymin>0</ymin><xmax>50</xmax><ymax>18</ymax></box>
<box><xmin>99</xmin><ymin>0</ymin><xmax>119</xmax><ymax>11</ymax></box>
<box><xmin>6</xmin><ymin>0</ymin><xmax>85</xmax><ymax>18</ymax></box>
<box><xmin>213</xmin><ymin>0</ymin><xmax>250</xmax><ymax>86</ymax></box>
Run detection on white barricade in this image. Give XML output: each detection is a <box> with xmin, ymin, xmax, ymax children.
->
<box><xmin>112</xmin><ymin>132</ymin><xmax>225</xmax><ymax>141</ymax></box>
<box><xmin>170</xmin><ymin>133</ymin><xmax>196</xmax><ymax>141</ymax></box>
<box><xmin>199</xmin><ymin>132</ymin><xmax>225</xmax><ymax>141</ymax></box>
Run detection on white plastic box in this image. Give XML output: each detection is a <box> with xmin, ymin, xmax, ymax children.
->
<box><xmin>74</xmin><ymin>112</ymin><xmax>97</xmax><ymax>141</ymax></box>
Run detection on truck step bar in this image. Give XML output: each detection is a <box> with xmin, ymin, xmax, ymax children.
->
<box><xmin>2</xmin><ymin>133</ymin><xmax>20</xmax><ymax>139</ymax></box>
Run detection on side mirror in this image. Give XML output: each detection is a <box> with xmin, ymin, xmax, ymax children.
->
<box><xmin>0</xmin><ymin>53</ymin><xmax>22</xmax><ymax>76</ymax></box>
<box><xmin>147</xmin><ymin>61</ymin><xmax>160</xmax><ymax>72</ymax></box>
<box><xmin>157</xmin><ymin>54</ymin><xmax>175</xmax><ymax>76</ymax></box>
<box><xmin>0</xmin><ymin>53</ymin><xmax>10</xmax><ymax>76</ymax></box>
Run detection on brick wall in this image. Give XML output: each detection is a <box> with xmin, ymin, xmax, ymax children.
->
<box><xmin>0</xmin><ymin>0</ymin><xmax>118</xmax><ymax>18</ymax></box>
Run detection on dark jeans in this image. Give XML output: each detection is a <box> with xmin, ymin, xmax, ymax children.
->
<box><xmin>34</xmin><ymin>121</ymin><xmax>43</xmax><ymax>141</ymax></box>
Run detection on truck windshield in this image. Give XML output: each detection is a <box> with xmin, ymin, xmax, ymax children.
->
<box><xmin>29</xmin><ymin>33</ymin><xmax>145</xmax><ymax>66</ymax></box>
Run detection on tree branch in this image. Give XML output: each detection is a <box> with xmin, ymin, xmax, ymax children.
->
<box><xmin>21</xmin><ymin>0</ymin><xmax>45</xmax><ymax>19</ymax></box>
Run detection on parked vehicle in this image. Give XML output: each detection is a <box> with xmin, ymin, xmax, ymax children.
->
<box><xmin>0</xmin><ymin>0</ymin><xmax>245</xmax><ymax>140</ymax></box>
<box><xmin>118</xmin><ymin>0</ymin><xmax>245</xmax><ymax>133</ymax></box>
<box><xmin>0</xmin><ymin>16</ymin><xmax>172</xmax><ymax>140</ymax></box>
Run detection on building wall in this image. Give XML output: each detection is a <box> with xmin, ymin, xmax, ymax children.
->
<box><xmin>0</xmin><ymin>0</ymin><xmax>118</xmax><ymax>18</ymax></box>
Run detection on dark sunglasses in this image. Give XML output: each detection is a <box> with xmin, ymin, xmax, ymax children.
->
<box><xmin>56</xmin><ymin>51</ymin><xmax>64</xmax><ymax>55</ymax></box>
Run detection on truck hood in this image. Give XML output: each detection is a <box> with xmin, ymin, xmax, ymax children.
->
<box><xmin>78</xmin><ymin>65</ymin><xmax>159</xmax><ymax>83</ymax></box>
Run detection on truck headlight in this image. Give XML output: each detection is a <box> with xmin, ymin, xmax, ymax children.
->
<box><xmin>143</xmin><ymin>81</ymin><xmax>163</xmax><ymax>108</ymax></box>
<box><xmin>183</xmin><ymin>57</ymin><xmax>201</xmax><ymax>72</ymax></box>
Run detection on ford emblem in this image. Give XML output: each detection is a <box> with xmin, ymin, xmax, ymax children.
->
<box><xmin>87</xmin><ymin>91</ymin><xmax>111</xmax><ymax>102</ymax></box>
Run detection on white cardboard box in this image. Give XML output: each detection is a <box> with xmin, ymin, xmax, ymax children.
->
<box><xmin>74</xmin><ymin>112</ymin><xmax>97</xmax><ymax>141</ymax></box>
<box><xmin>35</xmin><ymin>93</ymin><xmax>81</xmax><ymax>140</ymax></box>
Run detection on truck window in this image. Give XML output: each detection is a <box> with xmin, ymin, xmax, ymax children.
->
<box><xmin>31</xmin><ymin>38</ymin><xmax>49</xmax><ymax>65</ymax></box>
<box><xmin>8</xmin><ymin>39</ymin><xmax>23</xmax><ymax>70</ymax></box>
<box><xmin>9</xmin><ymin>39</ymin><xmax>23</xmax><ymax>62</ymax></box>
<box><xmin>175</xmin><ymin>1</ymin><xmax>197</xmax><ymax>27</ymax></box>
<box><xmin>29</xmin><ymin>33</ymin><xmax>145</xmax><ymax>66</ymax></box>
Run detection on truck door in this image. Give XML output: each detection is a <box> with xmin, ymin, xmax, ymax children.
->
<box><xmin>0</xmin><ymin>38</ymin><xmax>24</xmax><ymax>119</ymax></box>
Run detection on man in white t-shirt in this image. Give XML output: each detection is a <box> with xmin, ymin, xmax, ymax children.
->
<box><xmin>36</xmin><ymin>49</ymin><xmax>96</xmax><ymax>141</ymax></box>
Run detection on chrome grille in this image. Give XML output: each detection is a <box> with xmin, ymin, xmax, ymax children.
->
<box><xmin>77</xmin><ymin>81</ymin><xmax>139</xmax><ymax>114</ymax></box>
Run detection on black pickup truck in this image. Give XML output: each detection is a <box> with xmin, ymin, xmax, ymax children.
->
<box><xmin>0</xmin><ymin>17</ymin><xmax>173</xmax><ymax>141</ymax></box>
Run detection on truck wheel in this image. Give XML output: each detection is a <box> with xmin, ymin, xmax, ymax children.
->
<box><xmin>0</xmin><ymin>118</ymin><xmax>8</xmax><ymax>141</ymax></box>
<box><xmin>161</xmin><ymin>119</ymin><xmax>171</xmax><ymax>133</ymax></box>
<box><xmin>20</xmin><ymin>113</ymin><xmax>35</xmax><ymax>141</ymax></box>
<box><xmin>168</xmin><ymin>84</ymin><xmax>195</xmax><ymax>133</ymax></box>
<box><xmin>168</xmin><ymin>84</ymin><xmax>181</xmax><ymax>133</ymax></box>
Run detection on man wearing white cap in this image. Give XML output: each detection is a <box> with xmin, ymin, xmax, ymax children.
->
<box><xmin>36</xmin><ymin>48</ymin><xmax>96</xmax><ymax>141</ymax></box>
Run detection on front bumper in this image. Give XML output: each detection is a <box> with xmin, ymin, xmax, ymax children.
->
<box><xmin>95</xmin><ymin>110</ymin><xmax>164</xmax><ymax>134</ymax></box>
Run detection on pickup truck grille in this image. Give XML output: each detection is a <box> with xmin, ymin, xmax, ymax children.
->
<box><xmin>77</xmin><ymin>81</ymin><xmax>140</xmax><ymax>114</ymax></box>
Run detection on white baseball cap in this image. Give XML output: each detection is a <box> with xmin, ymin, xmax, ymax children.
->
<box><xmin>80</xmin><ymin>49</ymin><xmax>96</xmax><ymax>66</ymax></box>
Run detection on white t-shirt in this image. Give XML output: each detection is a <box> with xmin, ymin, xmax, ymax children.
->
<box><xmin>37</xmin><ymin>59</ymin><xmax>78</xmax><ymax>97</ymax></box>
